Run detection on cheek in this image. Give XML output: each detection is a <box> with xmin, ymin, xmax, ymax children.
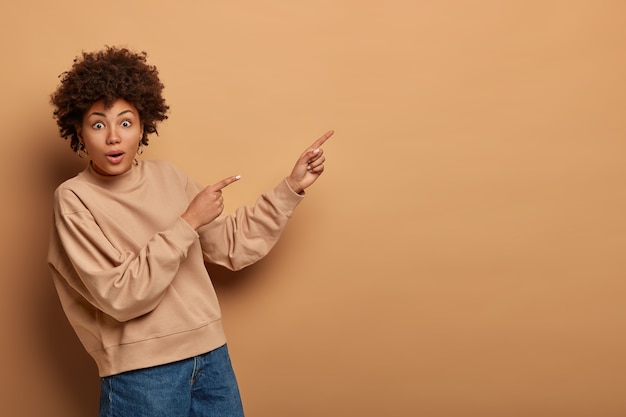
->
<box><xmin>82</xmin><ymin>132</ymin><xmax>101</xmax><ymax>145</ymax></box>
<box><xmin>127</xmin><ymin>133</ymin><xmax>143</xmax><ymax>150</ymax></box>
<box><xmin>131</xmin><ymin>126</ymin><xmax>143</xmax><ymax>139</ymax></box>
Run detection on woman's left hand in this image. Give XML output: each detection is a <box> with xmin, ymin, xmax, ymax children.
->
<box><xmin>286</xmin><ymin>130</ymin><xmax>334</xmax><ymax>194</ymax></box>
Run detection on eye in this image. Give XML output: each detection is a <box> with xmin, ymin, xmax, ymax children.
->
<box><xmin>92</xmin><ymin>122</ymin><xmax>105</xmax><ymax>129</ymax></box>
<box><xmin>121</xmin><ymin>120</ymin><xmax>132</xmax><ymax>127</ymax></box>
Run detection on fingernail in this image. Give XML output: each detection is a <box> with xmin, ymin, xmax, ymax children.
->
<box><xmin>313</xmin><ymin>148</ymin><xmax>320</xmax><ymax>154</ymax></box>
<box><xmin>235</xmin><ymin>175</ymin><xmax>241</xmax><ymax>180</ymax></box>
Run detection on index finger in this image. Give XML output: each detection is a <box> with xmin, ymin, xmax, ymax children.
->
<box><xmin>208</xmin><ymin>175</ymin><xmax>241</xmax><ymax>191</ymax></box>
<box><xmin>310</xmin><ymin>130</ymin><xmax>334</xmax><ymax>150</ymax></box>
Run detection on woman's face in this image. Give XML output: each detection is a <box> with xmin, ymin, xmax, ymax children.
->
<box><xmin>78</xmin><ymin>98</ymin><xmax>144</xmax><ymax>176</ymax></box>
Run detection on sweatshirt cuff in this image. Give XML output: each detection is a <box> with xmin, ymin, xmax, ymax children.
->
<box><xmin>267</xmin><ymin>178</ymin><xmax>305</xmax><ymax>216</ymax></box>
<box><xmin>175</xmin><ymin>216</ymin><xmax>200</xmax><ymax>241</ymax></box>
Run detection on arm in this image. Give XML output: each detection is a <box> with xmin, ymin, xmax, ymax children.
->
<box><xmin>191</xmin><ymin>130</ymin><xmax>334</xmax><ymax>270</ymax></box>
<box><xmin>197</xmin><ymin>178</ymin><xmax>304</xmax><ymax>270</ymax></box>
<box><xmin>49</xmin><ymin>190</ymin><xmax>199</xmax><ymax>322</ymax></box>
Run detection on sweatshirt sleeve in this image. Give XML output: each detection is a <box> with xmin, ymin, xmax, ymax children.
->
<box><xmin>48</xmin><ymin>188</ymin><xmax>199</xmax><ymax>322</ymax></box>
<box><xmin>196</xmin><ymin>178</ymin><xmax>305</xmax><ymax>271</ymax></box>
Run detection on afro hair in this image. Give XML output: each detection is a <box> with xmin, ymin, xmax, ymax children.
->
<box><xmin>51</xmin><ymin>46</ymin><xmax>169</xmax><ymax>152</ymax></box>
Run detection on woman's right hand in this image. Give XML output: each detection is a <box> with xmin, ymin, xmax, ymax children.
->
<box><xmin>182</xmin><ymin>175</ymin><xmax>241</xmax><ymax>229</ymax></box>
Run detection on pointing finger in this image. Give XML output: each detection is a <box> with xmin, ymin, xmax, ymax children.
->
<box><xmin>209</xmin><ymin>175</ymin><xmax>241</xmax><ymax>191</ymax></box>
<box><xmin>309</xmin><ymin>130</ymin><xmax>334</xmax><ymax>151</ymax></box>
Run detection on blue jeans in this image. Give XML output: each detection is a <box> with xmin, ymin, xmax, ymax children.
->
<box><xmin>99</xmin><ymin>344</ymin><xmax>244</xmax><ymax>417</ymax></box>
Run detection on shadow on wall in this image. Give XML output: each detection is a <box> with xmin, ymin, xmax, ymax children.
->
<box><xmin>34</xmin><ymin>136</ymin><xmax>100</xmax><ymax>416</ymax></box>
<box><xmin>206</xmin><ymin>258</ymin><xmax>272</xmax><ymax>306</ymax></box>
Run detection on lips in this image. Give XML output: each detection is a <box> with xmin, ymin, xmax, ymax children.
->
<box><xmin>106</xmin><ymin>151</ymin><xmax>125</xmax><ymax>164</ymax></box>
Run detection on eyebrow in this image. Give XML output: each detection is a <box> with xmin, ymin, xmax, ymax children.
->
<box><xmin>87</xmin><ymin>109</ymin><xmax>136</xmax><ymax>118</ymax></box>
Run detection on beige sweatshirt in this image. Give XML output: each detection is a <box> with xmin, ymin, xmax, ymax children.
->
<box><xmin>47</xmin><ymin>160</ymin><xmax>303</xmax><ymax>376</ymax></box>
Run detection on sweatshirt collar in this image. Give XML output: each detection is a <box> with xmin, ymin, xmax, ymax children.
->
<box><xmin>82</xmin><ymin>160</ymin><xmax>142</xmax><ymax>191</ymax></box>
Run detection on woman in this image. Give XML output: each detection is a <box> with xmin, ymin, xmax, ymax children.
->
<box><xmin>48</xmin><ymin>46</ymin><xmax>333</xmax><ymax>416</ymax></box>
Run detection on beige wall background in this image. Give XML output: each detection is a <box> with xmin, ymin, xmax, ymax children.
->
<box><xmin>1</xmin><ymin>1</ymin><xmax>625</xmax><ymax>416</ymax></box>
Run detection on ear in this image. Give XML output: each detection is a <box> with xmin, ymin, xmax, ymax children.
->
<box><xmin>75</xmin><ymin>125</ymin><xmax>83</xmax><ymax>140</ymax></box>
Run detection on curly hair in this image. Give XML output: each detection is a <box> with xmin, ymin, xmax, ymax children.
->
<box><xmin>51</xmin><ymin>46</ymin><xmax>169</xmax><ymax>152</ymax></box>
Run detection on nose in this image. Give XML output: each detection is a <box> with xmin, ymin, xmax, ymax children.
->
<box><xmin>106</xmin><ymin>128</ymin><xmax>121</xmax><ymax>145</ymax></box>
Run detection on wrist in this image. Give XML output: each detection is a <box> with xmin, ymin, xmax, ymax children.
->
<box><xmin>181</xmin><ymin>213</ymin><xmax>199</xmax><ymax>230</ymax></box>
<box><xmin>286</xmin><ymin>177</ymin><xmax>304</xmax><ymax>195</ymax></box>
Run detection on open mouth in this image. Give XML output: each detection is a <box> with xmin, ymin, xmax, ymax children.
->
<box><xmin>106</xmin><ymin>152</ymin><xmax>125</xmax><ymax>163</ymax></box>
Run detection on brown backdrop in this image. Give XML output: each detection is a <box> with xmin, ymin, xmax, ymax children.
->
<box><xmin>1</xmin><ymin>1</ymin><xmax>625</xmax><ymax>416</ymax></box>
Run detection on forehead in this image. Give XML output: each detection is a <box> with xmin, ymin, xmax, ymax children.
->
<box><xmin>84</xmin><ymin>98</ymin><xmax>138</xmax><ymax>117</ymax></box>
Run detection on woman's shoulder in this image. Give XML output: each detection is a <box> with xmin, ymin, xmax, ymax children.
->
<box><xmin>51</xmin><ymin>172</ymin><xmax>95</xmax><ymax>213</ymax></box>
